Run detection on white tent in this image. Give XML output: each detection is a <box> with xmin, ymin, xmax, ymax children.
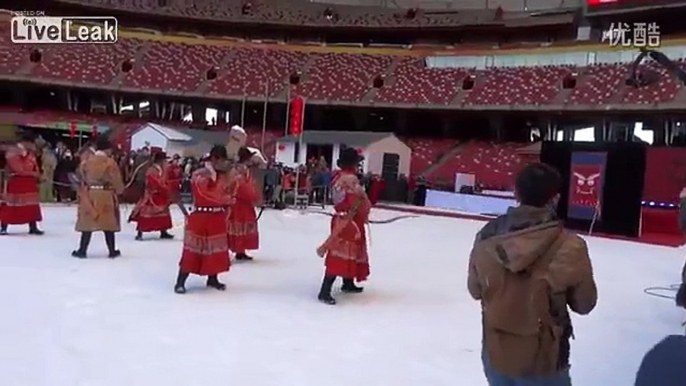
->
<box><xmin>130</xmin><ymin>123</ymin><xmax>267</xmax><ymax>161</ymax></box>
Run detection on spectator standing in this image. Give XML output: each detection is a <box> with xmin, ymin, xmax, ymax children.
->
<box><xmin>467</xmin><ymin>163</ymin><xmax>597</xmax><ymax>386</ymax></box>
<box><xmin>39</xmin><ymin>143</ymin><xmax>57</xmax><ymax>202</ymax></box>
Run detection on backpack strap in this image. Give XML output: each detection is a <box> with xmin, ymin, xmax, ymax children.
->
<box><xmin>530</xmin><ymin>231</ymin><xmax>566</xmax><ymax>329</ymax></box>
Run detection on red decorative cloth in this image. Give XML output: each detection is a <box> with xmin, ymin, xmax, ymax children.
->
<box><xmin>165</xmin><ymin>162</ymin><xmax>183</xmax><ymax>203</ymax></box>
<box><xmin>227</xmin><ymin>165</ymin><xmax>260</xmax><ymax>253</ymax></box>
<box><xmin>324</xmin><ymin>170</ymin><xmax>371</xmax><ymax>281</ymax></box>
<box><xmin>368</xmin><ymin>178</ymin><xmax>385</xmax><ymax>206</ymax></box>
<box><xmin>1</xmin><ymin>145</ymin><xmax>42</xmax><ymax>225</ymax></box>
<box><xmin>129</xmin><ymin>164</ymin><xmax>172</xmax><ymax>232</ymax></box>
<box><xmin>180</xmin><ymin>168</ymin><xmax>233</xmax><ymax>275</ymax></box>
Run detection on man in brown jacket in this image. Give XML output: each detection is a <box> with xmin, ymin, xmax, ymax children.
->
<box><xmin>468</xmin><ymin>163</ymin><xmax>597</xmax><ymax>386</ymax></box>
<box><xmin>71</xmin><ymin>137</ymin><xmax>124</xmax><ymax>259</ymax></box>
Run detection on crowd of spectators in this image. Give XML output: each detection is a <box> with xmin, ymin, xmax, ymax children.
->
<box><xmin>1</xmin><ymin>136</ymin><xmax>427</xmax><ymax>208</ymax></box>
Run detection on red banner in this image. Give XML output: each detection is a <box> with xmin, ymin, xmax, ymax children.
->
<box><xmin>289</xmin><ymin>96</ymin><xmax>305</xmax><ymax>136</ymax></box>
<box><xmin>643</xmin><ymin>147</ymin><xmax>686</xmax><ymax>203</ymax></box>
<box><xmin>69</xmin><ymin>121</ymin><xmax>77</xmax><ymax>138</ymax></box>
<box><xmin>568</xmin><ymin>152</ymin><xmax>607</xmax><ymax>220</ymax></box>
<box><xmin>91</xmin><ymin>124</ymin><xmax>98</xmax><ymax>138</ymax></box>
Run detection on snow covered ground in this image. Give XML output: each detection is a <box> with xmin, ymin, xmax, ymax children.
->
<box><xmin>0</xmin><ymin>205</ymin><xmax>684</xmax><ymax>386</ymax></box>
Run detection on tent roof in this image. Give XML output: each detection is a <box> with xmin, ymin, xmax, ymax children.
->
<box><xmin>142</xmin><ymin>123</ymin><xmax>193</xmax><ymax>142</ymax></box>
<box><xmin>278</xmin><ymin>131</ymin><xmax>394</xmax><ymax>147</ymax></box>
<box><xmin>136</xmin><ymin>124</ymin><xmax>266</xmax><ymax>158</ymax></box>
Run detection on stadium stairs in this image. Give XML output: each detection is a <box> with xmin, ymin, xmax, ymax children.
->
<box><xmin>418</xmin><ymin>142</ymin><xmax>466</xmax><ymax>179</ymax></box>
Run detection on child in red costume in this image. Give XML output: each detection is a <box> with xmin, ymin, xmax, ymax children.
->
<box><xmin>129</xmin><ymin>151</ymin><xmax>174</xmax><ymax>240</ymax></box>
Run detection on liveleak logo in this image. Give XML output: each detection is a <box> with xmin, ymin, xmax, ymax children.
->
<box><xmin>11</xmin><ymin>16</ymin><xmax>118</xmax><ymax>44</ymax></box>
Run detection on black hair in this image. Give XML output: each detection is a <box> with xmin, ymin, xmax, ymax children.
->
<box><xmin>152</xmin><ymin>151</ymin><xmax>166</xmax><ymax>163</ymax></box>
<box><xmin>515</xmin><ymin>163</ymin><xmax>562</xmax><ymax>207</ymax></box>
<box><xmin>19</xmin><ymin>131</ymin><xmax>36</xmax><ymax>143</ymax></box>
<box><xmin>209</xmin><ymin>144</ymin><xmax>228</xmax><ymax>160</ymax></box>
<box><xmin>238</xmin><ymin>147</ymin><xmax>255</xmax><ymax>163</ymax></box>
<box><xmin>95</xmin><ymin>137</ymin><xmax>112</xmax><ymax>151</ymax></box>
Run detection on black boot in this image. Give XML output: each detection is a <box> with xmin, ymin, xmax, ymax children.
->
<box><xmin>104</xmin><ymin>232</ymin><xmax>121</xmax><ymax>258</ymax></box>
<box><xmin>28</xmin><ymin>222</ymin><xmax>44</xmax><ymax>235</ymax></box>
<box><xmin>175</xmin><ymin>271</ymin><xmax>189</xmax><ymax>294</ymax></box>
<box><xmin>160</xmin><ymin>230</ymin><xmax>174</xmax><ymax>239</ymax></box>
<box><xmin>341</xmin><ymin>278</ymin><xmax>364</xmax><ymax>293</ymax></box>
<box><xmin>71</xmin><ymin>232</ymin><xmax>92</xmax><ymax>258</ymax></box>
<box><xmin>235</xmin><ymin>252</ymin><xmax>253</xmax><ymax>261</ymax></box>
<box><xmin>135</xmin><ymin>231</ymin><xmax>143</xmax><ymax>241</ymax></box>
<box><xmin>0</xmin><ymin>223</ymin><xmax>7</xmax><ymax>235</ymax></box>
<box><xmin>318</xmin><ymin>275</ymin><xmax>337</xmax><ymax>305</ymax></box>
<box><xmin>207</xmin><ymin>275</ymin><xmax>226</xmax><ymax>291</ymax></box>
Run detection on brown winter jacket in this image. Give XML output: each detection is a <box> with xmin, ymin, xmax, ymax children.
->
<box><xmin>468</xmin><ymin>205</ymin><xmax>598</xmax><ymax>369</ymax></box>
<box><xmin>75</xmin><ymin>153</ymin><xmax>124</xmax><ymax>232</ymax></box>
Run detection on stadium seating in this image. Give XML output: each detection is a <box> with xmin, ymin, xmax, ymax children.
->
<box><xmin>209</xmin><ymin>48</ymin><xmax>309</xmax><ymax>97</ymax></box>
<box><xmin>465</xmin><ymin>66</ymin><xmax>573</xmax><ymax>106</ymax></box>
<box><xmin>426</xmin><ymin>141</ymin><xmax>527</xmax><ymax>189</ymax></box>
<box><xmin>0</xmin><ymin>26</ymin><xmax>32</xmax><ymax>75</ymax></box>
<box><xmin>402</xmin><ymin>137</ymin><xmax>457</xmax><ymax>176</ymax></box>
<box><xmin>622</xmin><ymin>62</ymin><xmax>681</xmax><ymax>104</ymax></box>
<box><xmin>245</xmin><ymin>128</ymin><xmax>281</xmax><ymax>160</ymax></box>
<box><xmin>30</xmin><ymin>40</ymin><xmax>142</xmax><ymax>85</ymax></box>
<box><xmin>296</xmin><ymin>53</ymin><xmax>393</xmax><ymax>101</ymax></box>
<box><xmin>375</xmin><ymin>58</ymin><xmax>470</xmax><ymax>105</ymax></box>
<box><xmin>567</xmin><ymin>64</ymin><xmax>628</xmax><ymax>104</ymax></box>
<box><xmin>124</xmin><ymin>42</ymin><xmax>227</xmax><ymax>91</ymax></box>
<box><xmin>1</xmin><ymin>29</ymin><xmax>680</xmax><ymax>109</ymax></box>
<box><xmin>53</xmin><ymin>0</ymin><xmax>502</xmax><ymax>28</ymax></box>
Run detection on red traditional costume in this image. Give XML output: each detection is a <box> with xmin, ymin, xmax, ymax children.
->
<box><xmin>316</xmin><ymin>146</ymin><xmax>370</xmax><ymax>305</ymax></box>
<box><xmin>1</xmin><ymin>143</ymin><xmax>43</xmax><ymax>231</ymax></box>
<box><xmin>179</xmin><ymin>167</ymin><xmax>234</xmax><ymax>276</ymax></box>
<box><xmin>368</xmin><ymin>176</ymin><xmax>385</xmax><ymax>206</ymax></box>
<box><xmin>165</xmin><ymin>161</ymin><xmax>183</xmax><ymax>203</ymax></box>
<box><xmin>129</xmin><ymin>163</ymin><xmax>173</xmax><ymax>237</ymax></box>
<box><xmin>227</xmin><ymin>164</ymin><xmax>260</xmax><ymax>258</ymax></box>
<box><xmin>324</xmin><ymin>170</ymin><xmax>372</xmax><ymax>281</ymax></box>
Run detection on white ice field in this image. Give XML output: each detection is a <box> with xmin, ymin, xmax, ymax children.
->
<box><xmin>0</xmin><ymin>204</ymin><xmax>684</xmax><ymax>386</ymax></box>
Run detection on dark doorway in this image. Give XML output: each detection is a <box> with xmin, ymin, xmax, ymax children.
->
<box><xmin>381</xmin><ymin>152</ymin><xmax>400</xmax><ymax>180</ymax></box>
<box><xmin>306</xmin><ymin>143</ymin><xmax>333</xmax><ymax>169</ymax></box>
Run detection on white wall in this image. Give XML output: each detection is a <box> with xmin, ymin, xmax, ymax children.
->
<box><xmin>131</xmin><ymin>127</ymin><xmax>168</xmax><ymax>151</ymax></box>
<box><xmin>365</xmin><ymin>135</ymin><xmax>411</xmax><ymax>177</ymax></box>
<box><xmin>275</xmin><ymin>141</ymin><xmax>308</xmax><ymax>167</ymax></box>
<box><xmin>166</xmin><ymin>141</ymin><xmax>187</xmax><ymax>158</ymax></box>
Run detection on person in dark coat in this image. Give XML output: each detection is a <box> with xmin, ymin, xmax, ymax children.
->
<box><xmin>634</xmin><ymin>335</ymin><xmax>686</xmax><ymax>386</ymax></box>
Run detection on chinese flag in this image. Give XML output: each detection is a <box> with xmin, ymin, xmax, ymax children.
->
<box><xmin>91</xmin><ymin>124</ymin><xmax>98</xmax><ymax>138</ymax></box>
<box><xmin>289</xmin><ymin>96</ymin><xmax>305</xmax><ymax>136</ymax></box>
<box><xmin>69</xmin><ymin>122</ymin><xmax>77</xmax><ymax>138</ymax></box>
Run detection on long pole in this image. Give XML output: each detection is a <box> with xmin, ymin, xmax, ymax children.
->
<box><xmin>293</xmin><ymin>98</ymin><xmax>306</xmax><ymax>200</ymax></box>
<box><xmin>261</xmin><ymin>82</ymin><xmax>268</xmax><ymax>153</ymax></box>
<box><xmin>240</xmin><ymin>90</ymin><xmax>246</xmax><ymax>128</ymax></box>
<box><xmin>284</xmin><ymin>85</ymin><xmax>291</xmax><ymax>137</ymax></box>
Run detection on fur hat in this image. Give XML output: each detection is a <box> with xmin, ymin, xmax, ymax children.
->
<box><xmin>95</xmin><ymin>136</ymin><xmax>112</xmax><ymax>151</ymax></box>
<box><xmin>238</xmin><ymin>146</ymin><xmax>256</xmax><ymax>163</ymax></box>
<box><xmin>152</xmin><ymin>151</ymin><xmax>167</xmax><ymax>163</ymax></box>
<box><xmin>337</xmin><ymin>146</ymin><xmax>363</xmax><ymax>168</ymax></box>
<box><xmin>209</xmin><ymin>144</ymin><xmax>228</xmax><ymax>160</ymax></box>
